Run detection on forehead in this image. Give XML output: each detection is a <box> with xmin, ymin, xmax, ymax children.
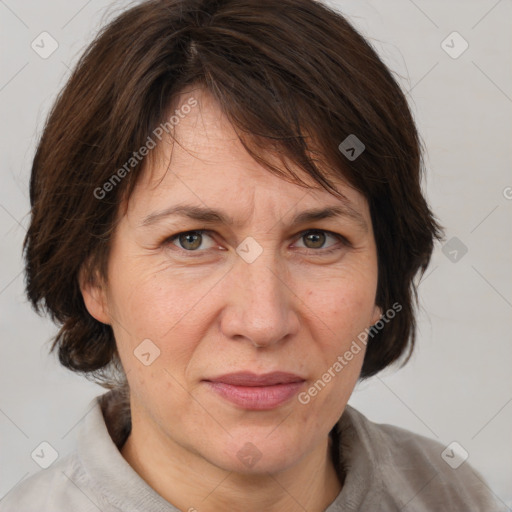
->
<box><xmin>125</xmin><ymin>87</ymin><xmax>369</xmax><ymax>226</ymax></box>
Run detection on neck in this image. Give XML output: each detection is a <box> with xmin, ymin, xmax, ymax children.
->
<box><xmin>121</xmin><ymin>418</ymin><xmax>342</xmax><ymax>512</ymax></box>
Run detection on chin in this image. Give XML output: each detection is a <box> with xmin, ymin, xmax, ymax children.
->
<box><xmin>205</xmin><ymin>431</ymin><xmax>307</xmax><ymax>475</ymax></box>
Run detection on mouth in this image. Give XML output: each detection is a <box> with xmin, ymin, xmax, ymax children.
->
<box><xmin>203</xmin><ymin>372</ymin><xmax>306</xmax><ymax>410</ymax></box>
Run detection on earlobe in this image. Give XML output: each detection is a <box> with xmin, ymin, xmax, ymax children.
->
<box><xmin>79</xmin><ymin>267</ymin><xmax>110</xmax><ymax>325</ymax></box>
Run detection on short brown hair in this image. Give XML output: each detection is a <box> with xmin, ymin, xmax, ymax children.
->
<box><xmin>23</xmin><ymin>0</ymin><xmax>444</xmax><ymax>388</ymax></box>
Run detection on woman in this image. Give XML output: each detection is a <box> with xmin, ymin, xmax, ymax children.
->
<box><xmin>0</xmin><ymin>0</ymin><xmax>505</xmax><ymax>510</ymax></box>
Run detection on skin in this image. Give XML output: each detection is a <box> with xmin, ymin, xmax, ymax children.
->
<box><xmin>81</xmin><ymin>87</ymin><xmax>382</xmax><ymax>512</ymax></box>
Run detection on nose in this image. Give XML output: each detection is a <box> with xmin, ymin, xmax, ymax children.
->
<box><xmin>219</xmin><ymin>247</ymin><xmax>300</xmax><ymax>349</ymax></box>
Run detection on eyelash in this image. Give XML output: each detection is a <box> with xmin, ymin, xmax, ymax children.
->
<box><xmin>162</xmin><ymin>229</ymin><xmax>350</xmax><ymax>257</ymax></box>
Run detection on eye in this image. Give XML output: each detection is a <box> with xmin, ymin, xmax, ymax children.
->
<box><xmin>294</xmin><ymin>229</ymin><xmax>348</xmax><ymax>254</ymax></box>
<box><xmin>163</xmin><ymin>228</ymin><xmax>348</xmax><ymax>256</ymax></box>
<box><xmin>167</xmin><ymin>230</ymin><xmax>216</xmax><ymax>252</ymax></box>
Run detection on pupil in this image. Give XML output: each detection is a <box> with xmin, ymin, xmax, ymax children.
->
<box><xmin>181</xmin><ymin>232</ymin><xmax>201</xmax><ymax>250</ymax></box>
<box><xmin>307</xmin><ymin>232</ymin><xmax>324</xmax><ymax>248</ymax></box>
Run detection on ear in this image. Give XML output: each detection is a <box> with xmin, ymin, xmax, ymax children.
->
<box><xmin>370</xmin><ymin>304</ymin><xmax>383</xmax><ymax>326</ymax></box>
<box><xmin>78</xmin><ymin>264</ymin><xmax>110</xmax><ymax>325</ymax></box>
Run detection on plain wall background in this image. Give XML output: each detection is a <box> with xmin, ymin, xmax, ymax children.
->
<box><xmin>1</xmin><ymin>0</ymin><xmax>511</xmax><ymax>507</ymax></box>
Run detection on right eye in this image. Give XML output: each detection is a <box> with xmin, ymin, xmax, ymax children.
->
<box><xmin>163</xmin><ymin>230</ymin><xmax>218</xmax><ymax>253</ymax></box>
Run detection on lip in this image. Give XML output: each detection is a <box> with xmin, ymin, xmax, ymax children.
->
<box><xmin>206</xmin><ymin>371</ymin><xmax>305</xmax><ymax>386</ymax></box>
<box><xmin>203</xmin><ymin>372</ymin><xmax>306</xmax><ymax>410</ymax></box>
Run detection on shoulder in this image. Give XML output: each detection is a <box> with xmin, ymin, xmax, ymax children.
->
<box><xmin>0</xmin><ymin>452</ymin><xmax>103</xmax><ymax>512</ymax></box>
<box><xmin>340</xmin><ymin>405</ymin><xmax>506</xmax><ymax>511</ymax></box>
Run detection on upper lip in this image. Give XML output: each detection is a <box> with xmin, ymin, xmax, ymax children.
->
<box><xmin>205</xmin><ymin>371</ymin><xmax>305</xmax><ymax>386</ymax></box>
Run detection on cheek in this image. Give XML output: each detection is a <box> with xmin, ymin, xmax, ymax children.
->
<box><xmin>108</xmin><ymin>256</ymin><xmax>199</xmax><ymax>337</ymax></box>
<box><xmin>306</xmin><ymin>275</ymin><xmax>377</xmax><ymax>338</ymax></box>
<box><xmin>106</xmin><ymin>256</ymin><xmax>218</xmax><ymax>382</ymax></box>
<box><xmin>299</xmin><ymin>270</ymin><xmax>376</xmax><ymax>398</ymax></box>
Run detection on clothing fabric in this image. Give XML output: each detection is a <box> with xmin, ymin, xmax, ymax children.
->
<box><xmin>0</xmin><ymin>389</ymin><xmax>505</xmax><ymax>511</ymax></box>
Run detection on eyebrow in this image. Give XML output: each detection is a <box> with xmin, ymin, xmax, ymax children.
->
<box><xmin>140</xmin><ymin>202</ymin><xmax>368</xmax><ymax>231</ymax></box>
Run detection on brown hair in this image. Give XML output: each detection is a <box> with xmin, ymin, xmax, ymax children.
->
<box><xmin>23</xmin><ymin>0</ymin><xmax>444</xmax><ymax>388</ymax></box>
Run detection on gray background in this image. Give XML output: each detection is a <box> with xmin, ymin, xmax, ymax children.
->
<box><xmin>1</xmin><ymin>0</ymin><xmax>511</xmax><ymax>507</ymax></box>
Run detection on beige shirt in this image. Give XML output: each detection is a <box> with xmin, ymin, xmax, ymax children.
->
<box><xmin>0</xmin><ymin>389</ymin><xmax>506</xmax><ymax>511</ymax></box>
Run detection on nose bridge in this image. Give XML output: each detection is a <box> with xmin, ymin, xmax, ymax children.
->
<box><xmin>240</xmin><ymin>244</ymin><xmax>282</xmax><ymax>301</ymax></box>
<box><xmin>222</xmin><ymin>237</ymin><xmax>297</xmax><ymax>346</ymax></box>
<box><xmin>237</xmin><ymin>239</ymin><xmax>286</xmax><ymax>314</ymax></box>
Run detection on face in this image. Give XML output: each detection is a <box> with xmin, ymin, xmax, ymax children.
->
<box><xmin>82</xmin><ymin>87</ymin><xmax>382</xmax><ymax>475</ymax></box>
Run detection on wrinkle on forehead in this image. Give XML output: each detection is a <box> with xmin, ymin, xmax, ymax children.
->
<box><xmin>125</xmin><ymin>86</ymin><xmax>363</xmax><ymax>230</ymax></box>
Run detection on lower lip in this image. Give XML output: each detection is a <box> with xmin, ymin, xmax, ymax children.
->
<box><xmin>205</xmin><ymin>381</ymin><xmax>305</xmax><ymax>410</ymax></box>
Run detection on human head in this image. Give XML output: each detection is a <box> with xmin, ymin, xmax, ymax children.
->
<box><xmin>24</xmin><ymin>0</ymin><xmax>443</xmax><ymax>390</ymax></box>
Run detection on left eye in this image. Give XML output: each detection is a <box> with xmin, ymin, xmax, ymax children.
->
<box><xmin>294</xmin><ymin>230</ymin><xmax>345</xmax><ymax>252</ymax></box>
<box><xmin>165</xmin><ymin>229</ymin><xmax>346</xmax><ymax>254</ymax></box>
